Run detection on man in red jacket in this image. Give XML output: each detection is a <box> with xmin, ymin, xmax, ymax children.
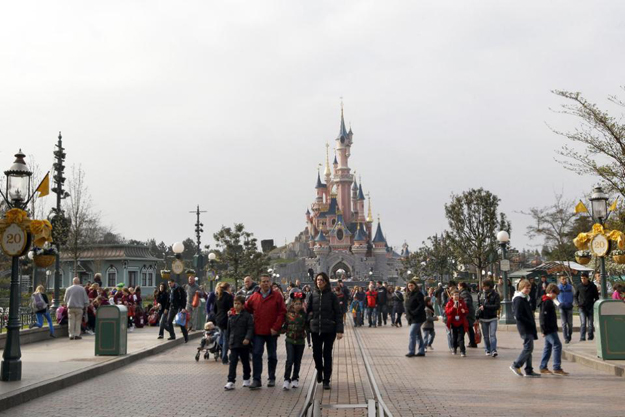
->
<box><xmin>245</xmin><ymin>274</ymin><xmax>286</xmax><ymax>389</ymax></box>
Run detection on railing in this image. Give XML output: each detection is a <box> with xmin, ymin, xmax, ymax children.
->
<box><xmin>0</xmin><ymin>308</ymin><xmax>37</xmax><ymax>333</ymax></box>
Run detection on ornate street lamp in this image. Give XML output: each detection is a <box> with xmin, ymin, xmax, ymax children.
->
<box><xmin>497</xmin><ymin>230</ymin><xmax>515</xmax><ymax>325</ymax></box>
<box><xmin>1</xmin><ymin>151</ymin><xmax>33</xmax><ymax>381</ymax></box>
<box><xmin>171</xmin><ymin>242</ymin><xmax>185</xmax><ymax>284</ymax></box>
<box><xmin>589</xmin><ymin>186</ymin><xmax>610</xmax><ymax>298</ymax></box>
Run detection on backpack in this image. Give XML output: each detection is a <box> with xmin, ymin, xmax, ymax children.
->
<box><xmin>32</xmin><ymin>293</ymin><xmax>47</xmax><ymax>311</ymax></box>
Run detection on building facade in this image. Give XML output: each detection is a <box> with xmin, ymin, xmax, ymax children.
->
<box><xmin>58</xmin><ymin>244</ymin><xmax>160</xmax><ymax>289</ymax></box>
<box><xmin>275</xmin><ymin>106</ymin><xmax>401</xmax><ymax>282</ymax></box>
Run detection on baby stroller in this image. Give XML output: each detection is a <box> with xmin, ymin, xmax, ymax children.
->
<box><xmin>195</xmin><ymin>322</ymin><xmax>222</xmax><ymax>361</ymax></box>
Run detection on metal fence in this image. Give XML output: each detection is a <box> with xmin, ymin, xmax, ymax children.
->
<box><xmin>0</xmin><ymin>308</ymin><xmax>37</xmax><ymax>333</ymax></box>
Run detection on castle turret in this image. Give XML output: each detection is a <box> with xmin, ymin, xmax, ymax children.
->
<box><xmin>335</xmin><ymin>105</ymin><xmax>354</xmax><ymax>224</ymax></box>
<box><xmin>372</xmin><ymin>219</ymin><xmax>389</xmax><ymax>279</ymax></box>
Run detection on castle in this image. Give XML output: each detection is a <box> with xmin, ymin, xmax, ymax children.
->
<box><xmin>274</xmin><ymin>106</ymin><xmax>402</xmax><ymax>282</ymax></box>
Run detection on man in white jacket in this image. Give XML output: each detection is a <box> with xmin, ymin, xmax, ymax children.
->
<box><xmin>64</xmin><ymin>277</ymin><xmax>89</xmax><ymax>340</ymax></box>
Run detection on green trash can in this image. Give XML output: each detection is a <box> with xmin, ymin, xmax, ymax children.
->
<box><xmin>95</xmin><ymin>305</ymin><xmax>128</xmax><ymax>356</ymax></box>
<box><xmin>595</xmin><ymin>299</ymin><xmax>625</xmax><ymax>360</ymax></box>
<box><xmin>194</xmin><ymin>299</ymin><xmax>206</xmax><ymax>331</ymax></box>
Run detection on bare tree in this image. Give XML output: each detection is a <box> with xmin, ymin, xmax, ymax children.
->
<box><xmin>553</xmin><ymin>89</ymin><xmax>625</xmax><ymax>198</ymax></box>
<box><xmin>65</xmin><ymin>165</ymin><xmax>101</xmax><ymax>276</ymax></box>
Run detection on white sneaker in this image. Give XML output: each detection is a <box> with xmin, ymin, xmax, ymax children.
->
<box><xmin>128</xmin><ymin>326</ymin><xmax>134</xmax><ymax>333</ymax></box>
<box><xmin>86</xmin><ymin>330</ymin><xmax>95</xmax><ymax>336</ymax></box>
<box><xmin>224</xmin><ymin>382</ymin><xmax>235</xmax><ymax>390</ymax></box>
<box><xmin>242</xmin><ymin>379</ymin><xmax>251</xmax><ymax>388</ymax></box>
<box><xmin>492</xmin><ymin>351</ymin><xmax>498</xmax><ymax>357</ymax></box>
<box><xmin>283</xmin><ymin>381</ymin><xmax>291</xmax><ymax>390</ymax></box>
<box><xmin>485</xmin><ymin>352</ymin><xmax>491</xmax><ymax>356</ymax></box>
<box><xmin>291</xmin><ymin>379</ymin><xmax>299</xmax><ymax>388</ymax></box>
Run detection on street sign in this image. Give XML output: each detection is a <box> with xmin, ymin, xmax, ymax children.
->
<box><xmin>500</xmin><ymin>259</ymin><xmax>510</xmax><ymax>271</ymax></box>
<box><xmin>591</xmin><ymin>234</ymin><xmax>609</xmax><ymax>257</ymax></box>
<box><xmin>172</xmin><ymin>259</ymin><xmax>184</xmax><ymax>275</ymax></box>
<box><xmin>1</xmin><ymin>224</ymin><xmax>28</xmax><ymax>256</ymax></box>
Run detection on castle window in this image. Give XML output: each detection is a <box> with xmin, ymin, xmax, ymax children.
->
<box><xmin>337</xmin><ymin>229</ymin><xmax>344</xmax><ymax>241</ymax></box>
<box><xmin>332</xmin><ymin>219</ymin><xmax>336</xmax><ymax>226</ymax></box>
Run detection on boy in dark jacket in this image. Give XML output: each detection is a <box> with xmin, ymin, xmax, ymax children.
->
<box><xmin>574</xmin><ymin>272</ymin><xmax>599</xmax><ymax>341</ymax></box>
<box><xmin>224</xmin><ymin>295</ymin><xmax>254</xmax><ymax>390</ymax></box>
<box><xmin>539</xmin><ymin>284</ymin><xmax>569</xmax><ymax>375</ymax></box>
<box><xmin>510</xmin><ymin>280</ymin><xmax>540</xmax><ymax>378</ymax></box>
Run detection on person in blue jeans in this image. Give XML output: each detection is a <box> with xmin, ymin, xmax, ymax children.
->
<box><xmin>557</xmin><ymin>275</ymin><xmax>574</xmax><ymax>343</ymax></box>
<box><xmin>405</xmin><ymin>281</ymin><xmax>426</xmax><ymax>357</ymax></box>
<box><xmin>510</xmin><ymin>280</ymin><xmax>541</xmax><ymax>377</ymax></box>
<box><xmin>539</xmin><ymin>284</ymin><xmax>570</xmax><ymax>375</ymax></box>
<box><xmin>478</xmin><ymin>280</ymin><xmax>500</xmax><ymax>357</ymax></box>
<box><xmin>365</xmin><ymin>284</ymin><xmax>378</xmax><ymax>328</ymax></box>
<box><xmin>30</xmin><ymin>286</ymin><xmax>55</xmax><ymax>338</ymax></box>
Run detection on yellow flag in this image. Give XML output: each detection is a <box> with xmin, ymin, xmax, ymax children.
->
<box><xmin>609</xmin><ymin>198</ymin><xmax>618</xmax><ymax>212</ymax></box>
<box><xmin>35</xmin><ymin>172</ymin><xmax>50</xmax><ymax>197</ymax></box>
<box><xmin>574</xmin><ymin>200</ymin><xmax>588</xmax><ymax>214</ymax></box>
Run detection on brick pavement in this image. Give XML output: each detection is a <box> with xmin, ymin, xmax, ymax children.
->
<box><xmin>357</xmin><ymin>321</ymin><xmax>625</xmax><ymax>417</ymax></box>
<box><xmin>0</xmin><ymin>333</ymin><xmax>317</xmax><ymax>417</ymax></box>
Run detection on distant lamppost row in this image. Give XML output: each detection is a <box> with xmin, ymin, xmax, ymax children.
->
<box><xmin>1</xmin><ymin>150</ymin><xmax>33</xmax><ymax>381</ymax></box>
<box><xmin>589</xmin><ymin>186</ymin><xmax>610</xmax><ymax>299</ymax></box>
<box><xmin>497</xmin><ymin>230</ymin><xmax>515</xmax><ymax>325</ymax></box>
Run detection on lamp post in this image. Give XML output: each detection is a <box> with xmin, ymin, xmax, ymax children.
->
<box><xmin>208</xmin><ymin>252</ymin><xmax>217</xmax><ymax>292</ymax></box>
<box><xmin>171</xmin><ymin>242</ymin><xmax>185</xmax><ymax>284</ymax></box>
<box><xmin>589</xmin><ymin>186</ymin><xmax>610</xmax><ymax>299</ymax></box>
<box><xmin>497</xmin><ymin>230</ymin><xmax>515</xmax><ymax>325</ymax></box>
<box><xmin>28</xmin><ymin>250</ymin><xmax>35</xmax><ymax>293</ymax></box>
<box><xmin>50</xmin><ymin>132</ymin><xmax>68</xmax><ymax>310</ymax></box>
<box><xmin>1</xmin><ymin>150</ymin><xmax>33</xmax><ymax>382</ymax></box>
<box><xmin>190</xmin><ymin>205</ymin><xmax>206</xmax><ymax>284</ymax></box>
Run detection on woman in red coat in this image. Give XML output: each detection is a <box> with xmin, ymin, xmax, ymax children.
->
<box><xmin>445</xmin><ymin>290</ymin><xmax>469</xmax><ymax>357</ymax></box>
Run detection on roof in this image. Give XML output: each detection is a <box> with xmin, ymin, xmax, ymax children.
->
<box><xmin>315</xmin><ymin>172</ymin><xmax>326</xmax><ymax>189</ymax></box>
<box><xmin>338</xmin><ymin>107</ymin><xmax>348</xmax><ymax>139</ymax></box>
<box><xmin>326</xmin><ymin>197</ymin><xmax>338</xmax><ymax>215</ymax></box>
<box><xmin>358</xmin><ymin>184</ymin><xmax>365</xmax><ymax>200</ymax></box>
<box><xmin>333</xmin><ymin>155</ymin><xmax>338</xmax><ymax>165</ymax></box>
<box><xmin>328</xmin><ymin>215</ymin><xmax>353</xmax><ymax>238</ymax></box>
<box><xmin>531</xmin><ymin>261</ymin><xmax>594</xmax><ymax>274</ymax></box>
<box><xmin>354</xmin><ymin>224</ymin><xmax>367</xmax><ymax>242</ymax></box>
<box><xmin>60</xmin><ymin>245</ymin><xmax>160</xmax><ymax>262</ymax></box>
<box><xmin>372</xmin><ymin>222</ymin><xmax>386</xmax><ymax>244</ymax></box>
<box><xmin>352</xmin><ymin>178</ymin><xmax>358</xmax><ymax>191</ymax></box>
<box><xmin>315</xmin><ymin>231</ymin><xmax>328</xmax><ymax>242</ymax></box>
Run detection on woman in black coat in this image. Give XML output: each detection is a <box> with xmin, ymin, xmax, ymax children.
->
<box><xmin>214</xmin><ymin>282</ymin><xmax>234</xmax><ymax>364</ymax></box>
<box><xmin>155</xmin><ymin>283</ymin><xmax>170</xmax><ymax>339</ymax></box>
<box><xmin>392</xmin><ymin>287</ymin><xmax>405</xmax><ymax>327</ymax></box>
<box><xmin>307</xmin><ymin>272</ymin><xmax>344</xmax><ymax>389</ymax></box>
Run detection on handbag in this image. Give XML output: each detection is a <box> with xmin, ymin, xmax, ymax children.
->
<box><xmin>474</xmin><ymin>321</ymin><xmax>482</xmax><ymax>345</ymax></box>
<box><xmin>192</xmin><ymin>292</ymin><xmax>200</xmax><ymax>308</ymax></box>
<box><xmin>174</xmin><ymin>311</ymin><xmax>187</xmax><ymax>327</ymax></box>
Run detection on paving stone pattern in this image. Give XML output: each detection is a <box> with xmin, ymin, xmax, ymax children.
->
<box><xmin>357</xmin><ymin>321</ymin><xmax>625</xmax><ymax>417</ymax></box>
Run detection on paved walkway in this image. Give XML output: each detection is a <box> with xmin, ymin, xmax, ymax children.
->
<box><xmin>2</xmin><ymin>318</ymin><xmax>624</xmax><ymax>416</ymax></box>
<box><xmin>358</xmin><ymin>321</ymin><xmax>625</xmax><ymax>417</ymax></box>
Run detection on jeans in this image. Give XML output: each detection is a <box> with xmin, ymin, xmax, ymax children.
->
<box><xmin>35</xmin><ymin>311</ymin><xmax>55</xmax><ymax>335</ymax></box>
<box><xmin>390</xmin><ymin>306</ymin><xmax>396</xmax><ymax>325</ymax></box>
<box><xmin>166</xmin><ymin>308</ymin><xmax>189</xmax><ymax>341</ymax></box>
<box><xmin>513</xmin><ymin>334</ymin><xmax>535</xmax><ymax>373</ymax></box>
<box><xmin>228</xmin><ymin>347</ymin><xmax>251</xmax><ymax>383</ymax></box>
<box><xmin>423</xmin><ymin>328</ymin><xmax>435</xmax><ymax>347</ymax></box>
<box><xmin>158</xmin><ymin>311</ymin><xmax>167</xmax><ymax>336</ymax></box>
<box><xmin>68</xmin><ymin>307</ymin><xmax>83</xmax><ymax>338</ymax></box>
<box><xmin>559</xmin><ymin>306</ymin><xmax>573</xmax><ymax>342</ymax></box>
<box><xmin>394</xmin><ymin>310</ymin><xmax>403</xmax><ymax>326</ymax></box>
<box><xmin>284</xmin><ymin>342</ymin><xmax>305</xmax><ymax>381</ymax></box>
<box><xmin>219</xmin><ymin>326</ymin><xmax>229</xmax><ymax>362</ymax></box>
<box><xmin>367</xmin><ymin>307</ymin><xmax>377</xmax><ymax>326</ymax></box>
<box><xmin>446</xmin><ymin>327</ymin><xmax>453</xmax><ymax>350</ymax></box>
<box><xmin>188</xmin><ymin>306</ymin><xmax>198</xmax><ymax>331</ymax></box>
<box><xmin>480</xmin><ymin>320</ymin><xmax>498</xmax><ymax>353</ymax></box>
<box><xmin>451</xmin><ymin>325</ymin><xmax>465</xmax><ymax>354</ymax></box>
<box><xmin>358</xmin><ymin>301</ymin><xmax>365</xmax><ymax>325</ymax></box>
<box><xmin>408</xmin><ymin>322</ymin><xmax>426</xmax><ymax>355</ymax></box>
<box><xmin>252</xmin><ymin>335</ymin><xmax>278</xmax><ymax>382</ymax></box>
<box><xmin>311</xmin><ymin>332</ymin><xmax>336</xmax><ymax>384</ymax></box>
<box><xmin>540</xmin><ymin>332</ymin><xmax>562</xmax><ymax>371</ymax></box>
<box><xmin>377</xmin><ymin>304</ymin><xmax>388</xmax><ymax>325</ymax></box>
<box><xmin>579</xmin><ymin>308</ymin><xmax>594</xmax><ymax>340</ymax></box>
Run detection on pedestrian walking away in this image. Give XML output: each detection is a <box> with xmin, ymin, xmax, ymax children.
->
<box><xmin>185</xmin><ymin>275</ymin><xmax>200</xmax><ymax>331</ymax></box>
<box><xmin>64</xmin><ymin>277</ymin><xmax>89</xmax><ymax>340</ymax></box>
<box><xmin>307</xmin><ymin>272</ymin><xmax>344</xmax><ymax>390</ymax></box>
<box><xmin>459</xmin><ymin>282</ymin><xmax>477</xmax><ymax>348</ymax></box>
<box><xmin>539</xmin><ymin>284</ymin><xmax>570</xmax><ymax>376</ymax></box>
<box><xmin>478</xmin><ymin>280</ymin><xmax>500</xmax><ymax>357</ymax></box>
<box><xmin>365</xmin><ymin>283</ymin><xmax>378</xmax><ymax>327</ymax></box>
<box><xmin>376</xmin><ymin>281</ymin><xmax>388</xmax><ymax>326</ymax></box>
<box><xmin>245</xmin><ymin>274</ymin><xmax>287</xmax><ymax>389</ymax></box>
<box><xmin>155</xmin><ymin>283</ymin><xmax>170</xmax><ymax>339</ymax></box>
<box><xmin>224</xmin><ymin>295</ymin><xmax>254</xmax><ymax>390</ymax></box>
<box><xmin>510</xmin><ymin>279</ymin><xmax>540</xmax><ymax>378</ymax></box>
<box><xmin>392</xmin><ymin>286</ymin><xmax>405</xmax><ymax>327</ymax></box>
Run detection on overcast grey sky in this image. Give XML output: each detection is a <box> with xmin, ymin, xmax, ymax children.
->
<box><xmin>1</xmin><ymin>1</ymin><xmax>623</xmax><ymax>253</ymax></box>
